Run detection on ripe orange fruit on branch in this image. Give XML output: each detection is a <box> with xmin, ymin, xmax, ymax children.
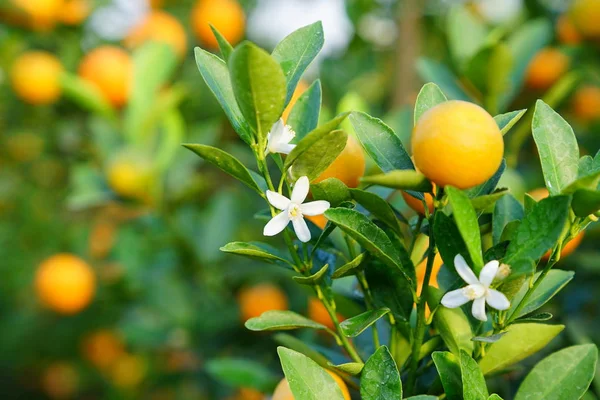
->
<box><xmin>524</xmin><ymin>48</ymin><xmax>569</xmax><ymax>90</ymax></box>
<box><xmin>238</xmin><ymin>283</ymin><xmax>288</xmax><ymax>322</ymax></box>
<box><xmin>125</xmin><ymin>11</ymin><xmax>188</xmax><ymax>58</ymax></box>
<box><xmin>192</xmin><ymin>0</ymin><xmax>246</xmax><ymax>48</ymax></box>
<box><xmin>78</xmin><ymin>46</ymin><xmax>132</xmax><ymax>107</ymax></box>
<box><xmin>272</xmin><ymin>372</ymin><xmax>350</xmax><ymax>400</ymax></box>
<box><xmin>282</xmin><ymin>81</ymin><xmax>309</xmax><ymax>123</ymax></box>
<box><xmin>313</xmin><ymin>135</ymin><xmax>366</xmax><ymax>188</ymax></box>
<box><xmin>35</xmin><ymin>254</ymin><xmax>96</xmax><ymax>314</ymax></box>
<box><xmin>402</xmin><ymin>186</ymin><xmax>435</xmax><ymax>215</ymax></box>
<box><xmin>307</xmin><ymin>297</ymin><xmax>343</xmax><ymax>330</ymax></box>
<box><xmin>11</xmin><ymin>51</ymin><xmax>63</xmax><ymax>105</ymax></box>
<box><xmin>570</xmin><ymin>0</ymin><xmax>600</xmax><ymax>38</ymax></box>
<box><xmin>412</xmin><ymin>101</ymin><xmax>503</xmax><ymax>189</ymax></box>
<box><xmin>571</xmin><ymin>86</ymin><xmax>600</xmax><ymax>121</ymax></box>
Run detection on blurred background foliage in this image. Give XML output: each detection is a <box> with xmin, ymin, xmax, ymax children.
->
<box><xmin>1</xmin><ymin>0</ymin><xmax>600</xmax><ymax>398</ymax></box>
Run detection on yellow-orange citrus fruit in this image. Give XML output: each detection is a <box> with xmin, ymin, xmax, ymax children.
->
<box><xmin>58</xmin><ymin>0</ymin><xmax>91</xmax><ymax>25</ymax></box>
<box><xmin>41</xmin><ymin>362</ymin><xmax>78</xmax><ymax>399</ymax></box>
<box><xmin>282</xmin><ymin>81</ymin><xmax>309</xmax><ymax>122</ymax></box>
<box><xmin>106</xmin><ymin>153</ymin><xmax>154</xmax><ymax>202</ymax></box>
<box><xmin>570</xmin><ymin>0</ymin><xmax>600</xmax><ymax>38</ymax></box>
<box><xmin>306</xmin><ymin>214</ymin><xmax>328</xmax><ymax>230</ymax></box>
<box><xmin>412</xmin><ymin>101</ymin><xmax>503</xmax><ymax>189</ymax></box>
<box><xmin>313</xmin><ymin>135</ymin><xmax>366</xmax><ymax>188</ymax></box>
<box><xmin>234</xmin><ymin>388</ymin><xmax>265</xmax><ymax>400</ymax></box>
<box><xmin>402</xmin><ymin>187</ymin><xmax>435</xmax><ymax>215</ymax></box>
<box><xmin>35</xmin><ymin>254</ymin><xmax>96</xmax><ymax>314</ymax></box>
<box><xmin>272</xmin><ymin>372</ymin><xmax>350</xmax><ymax>400</ymax></box>
<box><xmin>191</xmin><ymin>0</ymin><xmax>245</xmax><ymax>48</ymax></box>
<box><xmin>556</xmin><ymin>14</ymin><xmax>582</xmax><ymax>45</ymax></box>
<box><xmin>416</xmin><ymin>253</ymin><xmax>444</xmax><ymax>295</ymax></box>
<box><xmin>109</xmin><ymin>354</ymin><xmax>147</xmax><ymax>388</ymax></box>
<box><xmin>78</xmin><ymin>46</ymin><xmax>132</xmax><ymax>107</ymax></box>
<box><xmin>238</xmin><ymin>283</ymin><xmax>288</xmax><ymax>322</ymax></box>
<box><xmin>11</xmin><ymin>51</ymin><xmax>63</xmax><ymax>105</ymax></box>
<box><xmin>125</xmin><ymin>11</ymin><xmax>187</xmax><ymax>58</ymax></box>
<box><xmin>524</xmin><ymin>48</ymin><xmax>570</xmax><ymax>90</ymax></box>
<box><xmin>571</xmin><ymin>86</ymin><xmax>600</xmax><ymax>121</ymax></box>
<box><xmin>527</xmin><ymin>187</ymin><xmax>550</xmax><ymax>202</ymax></box>
<box><xmin>81</xmin><ymin>330</ymin><xmax>125</xmax><ymax>370</ymax></box>
<box><xmin>12</xmin><ymin>0</ymin><xmax>63</xmax><ymax>29</ymax></box>
<box><xmin>307</xmin><ymin>297</ymin><xmax>343</xmax><ymax>330</ymax></box>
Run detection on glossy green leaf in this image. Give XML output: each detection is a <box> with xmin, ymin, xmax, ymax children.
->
<box><xmin>434</xmin><ymin>211</ymin><xmax>470</xmax><ymax>275</ymax></box>
<box><xmin>220</xmin><ymin>241</ymin><xmax>291</xmax><ymax>265</ymax></box>
<box><xmin>428</xmin><ymin>287</ymin><xmax>474</xmax><ymax>355</ymax></box>
<box><xmin>205</xmin><ymin>358</ymin><xmax>279</xmax><ymax>392</ymax></box>
<box><xmin>274</xmin><ymin>334</ymin><xmax>330</xmax><ymax>369</ymax></box>
<box><xmin>246</xmin><ymin>310</ymin><xmax>327</xmax><ymax>332</ymax></box>
<box><xmin>272</xmin><ymin>22</ymin><xmax>324</xmax><ymax>105</ymax></box>
<box><xmin>414</xmin><ymin>82</ymin><xmax>447</xmax><ymax>124</ymax></box>
<box><xmin>488</xmin><ymin>395</ymin><xmax>503</xmax><ymax>400</ymax></box>
<box><xmin>478</xmin><ymin>323</ymin><xmax>564</xmax><ymax>375</ymax></box>
<box><xmin>460</xmin><ymin>350</ymin><xmax>489</xmax><ymax>400</ymax></box>
<box><xmin>515</xmin><ymin>344</ymin><xmax>598</xmax><ymax>400</ymax></box>
<box><xmin>464</xmin><ymin>160</ymin><xmax>506</xmax><ymax>199</ymax></box>
<box><xmin>332</xmin><ymin>253</ymin><xmax>367</xmax><ymax>279</ymax></box>
<box><xmin>292</xmin><ymin>264</ymin><xmax>330</xmax><ymax>285</ymax></box>
<box><xmin>361</xmin><ymin>170</ymin><xmax>432</xmax><ymax>192</ymax></box>
<box><xmin>340</xmin><ymin>308</ymin><xmax>390</xmax><ymax>338</ymax></box>
<box><xmin>229</xmin><ymin>42</ymin><xmax>286</xmax><ymax>142</ymax></box>
<box><xmin>278</xmin><ymin>347</ymin><xmax>345</xmax><ymax>400</ymax></box>
<box><xmin>311</xmin><ymin>178</ymin><xmax>351</xmax><ymax>207</ymax></box>
<box><xmin>471</xmin><ymin>190</ymin><xmax>508</xmax><ymax>213</ymax></box>
<box><xmin>290</xmin><ymin>130</ymin><xmax>348</xmax><ymax>181</ymax></box>
<box><xmin>432</xmin><ymin>351</ymin><xmax>463</xmax><ymax>400</ymax></box>
<box><xmin>209</xmin><ymin>25</ymin><xmax>234</xmax><ymax>62</ymax></box>
<box><xmin>494</xmin><ymin>109</ymin><xmax>526</xmax><ymax>135</ymax></box>
<box><xmin>366</xmin><ymin>260</ymin><xmax>414</xmax><ymax>321</ymax></box>
<box><xmin>446</xmin><ymin>186</ymin><xmax>484</xmax><ymax>272</ymax></box>
<box><xmin>350</xmin><ymin>189</ymin><xmax>401</xmax><ymax>234</ymax></box>
<box><xmin>328</xmin><ymin>362</ymin><xmax>364</xmax><ymax>376</ymax></box>
<box><xmin>417</xmin><ymin>58</ymin><xmax>471</xmax><ymax>101</ymax></box>
<box><xmin>572</xmin><ymin>189</ymin><xmax>600</xmax><ymax>217</ymax></box>
<box><xmin>514</xmin><ymin>312</ymin><xmax>553</xmax><ymax>323</ymax></box>
<box><xmin>447</xmin><ymin>5</ymin><xmax>487</xmax><ymax>70</ymax></box>
<box><xmin>360</xmin><ymin>346</ymin><xmax>402</xmax><ymax>400</ymax></box>
<box><xmin>508</xmin><ymin>270</ymin><xmax>574</xmax><ymax>319</ymax></box>
<box><xmin>532</xmin><ymin>100</ymin><xmax>579</xmax><ymax>196</ymax></box>
<box><xmin>287</xmin><ymin>79</ymin><xmax>322</xmax><ymax>139</ymax></box>
<box><xmin>492</xmin><ymin>194</ymin><xmax>524</xmax><ymax>245</ymax></box>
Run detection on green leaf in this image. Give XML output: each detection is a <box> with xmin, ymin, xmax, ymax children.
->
<box><xmin>349</xmin><ymin>111</ymin><xmax>414</xmax><ymax>173</ymax></box>
<box><xmin>572</xmin><ymin>189</ymin><xmax>600</xmax><ymax>217</ymax></box>
<box><xmin>360</xmin><ymin>346</ymin><xmax>402</xmax><ymax>400</ymax></box>
<box><xmin>229</xmin><ymin>42</ymin><xmax>286</xmax><ymax>142</ymax></box>
<box><xmin>447</xmin><ymin>5</ymin><xmax>487</xmax><ymax>70</ymax></box>
<box><xmin>311</xmin><ymin>178</ymin><xmax>351</xmax><ymax>207</ymax></box>
<box><xmin>60</xmin><ymin>73</ymin><xmax>115</xmax><ymax>119</ymax></box>
<box><xmin>340</xmin><ymin>308</ymin><xmax>390</xmax><ymax>338</ymax></box>
<box><xmin>366</xmin><ymin>260</ymin><xmax>414</xmax><ymax>322</ymax></box>
<box><xmin>220</xmin><ymin>241</ymin><xmax>291</xmax><ymax>266</ymax></box>
<box><xmin>350</xmin><ymin>189</ymin><xmax>401</xmax><ymax>234</ymax></box>
<box><xmin>328</xmin><ymin>362</ymin><xmax>364</xmax><ymax>376</ymax></box>
<box><xmin>508</xmin><ymin>270</ymin><xmax>574</xmax><ymax>319</ymax></box>
<box><xmin>532</xmin><ymin>100</ymin><xmax>579</xmax><ymax>196</ymax></box>
<box><xmin>417</xmin><ymin>58</ymin><xmax>471</xmax><ymax>101</ymax></box>
<box><xmin>460</xmin><ymin>350</ymin><xmax>489</xmax><ymax>400</ymax></box>
<box><xmin>428</xmin><ymin>287</ymin><xmax>474</xmax><ymax>355</ymax></box>
<box><xmin>563</xmin><ymin>170</ymin><xmax>600</xmax><ymax>194</ymax></box>
<box><xmin>471</xmin><ymin>190</ymin><xmax>508</xmax><ymax>213</ymax></box>
<box><xmin>332</xmin><ymin>253</ymin><xmax>367</xmax><ymax>279</ymax></box>
<box><xmin>209</xmin><ymin>25</ymin><xmax>234</xmax><ymax>62</ymax></box>
<box><xmin>434</xmin><ymin>212</ymin><xmax>470</xmax><ymax>274</ymax></box>
<box><xmin>205</xmin><ymin>358</ymin><xmax>279</xmax><ymax>392</ymax></box>
<box><xmin>361</xmin><ymin>170</ymin><xmax>432</xmax><ymax>192</ymax></box>
<box><xmin>288</xmin><ymin>79</ymin><xmax>321</xmax><ymax>140</ymax></box>
<box><xmin>464</xmin><ymin>160</ymin><xmax>507</xmax><ymax>199</ymax></box>
<box><xmin>274</xmin><ymin>334</ymin><xmax>330</xmax><ymax>369</ymax></box>
<box><xmin>406</xmin><ymin>397</ymin><xmax>440</xmax><ymax>400</ymax></box>
<box><xmin>272</xmin><ymin>22</ymin><xmax>324</xmax><ymax>105</ymax></box>
<box><xmin>514</xmin><ymin>312</ymin><xmax>553</xmax><ymax>323</ymax></box>
<box><xmin>488</xmin><ymin>395</ymin><xmax>503</xmax><ymax>400</ymax></box>
<box><xmin>515</xmin><ymin>344</ymin><xmax>598</xmax><ymax>400</ymax></box>
<box><xmin>467</xmin><ymin>44</ymin><xmax>513</xmax><ymax>114</ymax></box>
<box><xmin>478</xmin><ymin>323</ymin><xmax>565</xmax><ymax>375</ymax></box>
<box><xmin>246</xmin><ymin>310</ymin><xmax>327</xmax><ymax>332</ymax></box>
<box><xmin>183</xmin><ymin>144</ymin><xmax>263</xmax><ymax>195</ymax></box>
<box><xmin>194</xmin><ymin>47</ymin><xmax>253</xmax><ymax>144</ymax></box>
<box><xmin>414</xmin><ymin>83</ymin><xmax>447</xmax><ymax>124</ymax></box>
<box><xmin>446</xmin><ymin>186</ymin><xmax>484</xmax><ymax>272</ymax></box>
<box><xmin>492</xmin><ymin>194</ymin><xmax>524</xmax><ymax>245</ymax></box>
<box><xmin>471</xmin><ymin>333</ymin><xmax>507</xmax><ymax>343</ymax></box>
<box><xmin>278</xmin><ymin>347</ymin><xmax>345</xmax><ymax>400</ymax></box>
<box><xmin>494</xmin><ymin>109</ymin><xmax>526</xmax><ymax>135</ymax></box>
<box><xmin>504</xmin><ymin>196</ymin><xmax>570</xmax><ymax>271</ymax></box>
<box><xmin>432</xmin><ymin>351</ymin><xmax>463</xmax><ymax>400</ymax></box>
<box><xmin>290</xmin><ymin>130</ymin><xmax>348</xmax><ymax>181</ymax></box>
<box><xmin>293</xmin><ymin>264</ymin><xmax>330</xmax><ymax>285</ymax></box>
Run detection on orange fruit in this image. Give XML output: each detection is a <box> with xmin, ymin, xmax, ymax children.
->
<box><xmin>125</xmin><ymin>11</ymin><xmax>187</xmax><ymax>58</ymax></box>
<box><xmin>11</xmin><ymin>0</ymin><xmax>64</xmax><ymax>29</ymax></box>
<box><xmin>570</xmin><ymin>0</ymin><xmax>600</xmax><ymax>38</ymax></box>
<box><xmin>234</xmin><ymin>388</ymin><xmax>265</xmax><ymax>400</ymax></box>
<box><xmin>402</xmin><ymin>186</ymin><xmax>435</xmax><ymax>215</ymax></box>
<box><xmin>109</xmin><ymin>354</ymin><xmax>147</xmax><ymax>388</ymax></box>
<box><xmin>571</xmin><ymin>86</ymin><xmax>600</xmax><ymax>121</ymax></box>
<box><xmin>78</xmin><ymin>46</ymin><xmax>132</xmax><ymax>107</ymax></box>
<box><xmin>41</xmin><ymin>362</ymin><xmax>78</xmax><ymax>399</ymax></box>
<box><xmin>556</xmin><ymin>14</ymin><xmax>582</xmax><ymax>45</ymax></box>
<box><xmin>89</xmin><ymin>219</ymin><xmax>117</xmax><ymax>259</ymax></box>
<box><xmin>307</xmin><ymin>297</ymin><xmax>343</xmax><ymax>330</ymax></box>
<box><xmin>191</xmin><ymin>0</ymin><xmax>245</xmax><ymax>48</ymax></box>
<box><xmin>106</xmin><ymin>152</ymin><xmax>154</xmax><ymax>202</ymax></box>
<box><xmin>412</xmin><ymin>100</ymin><xmax>503</xmax><ymax>189</ymax></box>
<box><xmin>313</xmin><ymin>135</ymin><xmax>366</xmax><ymax>188</ymax></box>
<box><xmin>524</xmin><ymin>48</ymin><xmax>570</xmax><ymax>90</ymax></box>
<box><xmin>272</xmin><ymin>372</ymin><xmax>350</xmax><ymax>400</ymax></box>
<box><xmin>416</xmin><ymin>253</ymin><xmax>444</xmax><ymax>295</ymax></box>
<box><xmin>11</xmin><ymin>51</ymin><xmax>63</xmax><ymax>105</ymax></box>
<box><xmin>306</xmin><ymin>214</ymin><xmax>328</xmax><ymax>230</ymax></box>
<box><xmin>35</xmin><ymin>254</ymin><xmax>96</xmax><ymax>314</ymax></box>
<box><xmin>58</xmin><ymin>0</ymin><xmax>91</xmax><ymax>25</ymax></box>
<box><xmin>282</xmin><ymin>81</ymin><xmax>309</xmax><ymax>122</ymax></box>
<box><xmin>238</xmin><ymin>283</ymin><xmax>288</xmax><ymax>322</ymax></box>
<box><xmin>81</xmin><ymin>330</ymin><xmax>125</xmax><ymax>370</ymax></box>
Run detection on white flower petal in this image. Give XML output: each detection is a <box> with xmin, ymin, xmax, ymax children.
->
<box><xmin>291</xmin><ymin>176</ymin><xmax>310</xmax><ymax>204</ymax></box>
<box><xmin>441</xmin><ymin>288</ymin><xmax>471</xmax><ymax>308</ymax></box>
<box><xmin>472</xmin><ymin>297</ymin><xmax>487</xmax><ymax>321</ymax></box>
<box><xmin>300</xmin><ymin>200</ymin><xmax>330</xmax><ymax>216</ymax></box>
<box><xmin>292</xmin><ymin>217</ymin><xmax>311</xmax><ymax>242</ymax></box>
<box><xmin>263</xmin><ymin>212</ymin><xmax>290</xmax><ymax>237</ymax></box>
<box><xmin>282</xmin><ymin>125</ymin><xmax>296</xmax><ymax>142</ymax></box>
<box><xmin>273</xmin><ymin>143</ymin><xmax>296</xmax><ymax>155</ymax></box>
<box><xmin>270</xmin><ymin>119</ymin><xmax>285</xmax><ymax>140</ymax></box>
<box><xmin>479</xmin><ymin>260</ymin><xmax>500</xmax><ymax>287</ymax></box>
<box><xmin>266</xmin><ymin>191</ymin><xmax>291</xmax><ymax>210</ymax></box>
<box><xmin>486</xmin><ymin>289</ymin><xmax>511</xmax><ymax>311</ymax></box>
<box><xmin>454</xmin><ymin>254</ymin><xmax>480</xmax><ymax>286</ymax></box>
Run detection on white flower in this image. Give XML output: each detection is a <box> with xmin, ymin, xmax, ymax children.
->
<box><xmin>263</xmin><ymin>176</ymin><xmax>330</xmax><ymax>242</ymax></box>
<box><xmin>265</xmin><ymin>119</ymin><xmax>296</xmax><ymax>155</ymax></box>
<box><xmin>441</xmin><ymin>255</ymin><xmax>510</xmax><ymax>322</ymax></box>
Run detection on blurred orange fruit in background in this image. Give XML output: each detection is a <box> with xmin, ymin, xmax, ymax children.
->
<box><xmin>238</xmin><ymin>283</ymin><xmax>288</xmax><ymax>322</ymax></box>
<box><xmin>11</xmin><ymin>51</ymin><xmax>63</xmax><ymax>105</ymax></box>
<box><xmin>106</xmin><ymin>153</ymin><xmax>155</xmax><ymax>202</ymax></box>
<box><xmin>402</xmin><ymin>187</ymin><xmax>435</xmax><ymax>215</ymax></box>
<box><xmin>35</xmin><ymin>254</ymin><xmax>96</xmax><ymax>314</ymax></box>
<box><xmin>41</xmin><ymin>362</ymin><xmax>78</xmax><ymax>399</ymax></box>
<box><xmin>556</xmin><ymin>14</ymin><xmax>582</xmax><ymax>45</ymax></box>
<box><xmin>11</xmin><ymin>0</ymin><xmax>63</xmax><ymax>29</ymax></box>
<box><xmin>58</xmin><ymin>0</ymin><xmax>91</xmax><ymax>25</ymax></box>
<box><xmin>81</xmin><ymin>330</ymin><xmax>125</xmax><ymax>370</ymax></box>
<box><xmin>192</xmin><ymin>0</ymin><xmax>246</xmax><ymax>48</ymax></box>
<box><xmin>272</xmin><ymin>372</ymin><xmax>350</xmax><ymax>400</ymax></box>
<box><xmin>570</xmin><ymin>0</ymin><xmax>600</xmax><ymax>39</ymax></box>
<box><xmin>571</xmin><ymin>86</ymin><xmax>600</xmax><ymax>121</ymax></box>
<box><xmin>125</xmin><ymin>11</ymin><xmax>188</xmax><ymax>58</ymax></box>
<box><xmin>307</xmin><ymin>297</ymin><xmax>344</xmax><ymax>330</ymax></box>
<box><xmin>313</xmin><ymin>135</ymin><xmax>366</xmax><ymax>188</ymax></box>
<box><xmin>78</xmin><ymin>46</ymin><xmax>132</xmax><ymax>108</ymax></box>
<box><xmin>524</xmin><ymin>48</ymin><xmax>570</xmax><ymax>90</ymax></box>
<box><xmin>109</xmin><ymin>354</ymin><xmax>147</xmax><ymax>388</ymax></box>
<box><xmin>282</xmin><ymin>81</ymin><xmax>309</xmax><ymax>122</ymax></box>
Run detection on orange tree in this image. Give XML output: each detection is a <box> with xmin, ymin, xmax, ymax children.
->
<box><xmin>189</xmin><ymin>22</ymin><xmax>600</xmax><ymax>399</ymax></box>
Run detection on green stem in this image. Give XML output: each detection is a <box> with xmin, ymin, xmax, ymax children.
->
<box><xmin>357</xmin><ymin>271</ymin><xmax>381</xmax><ymax>348</ymax></box>
<box><xmin>408</xmin><ymin>215</ymin><xmax>424</xmax><ymax>255</ymax></box>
